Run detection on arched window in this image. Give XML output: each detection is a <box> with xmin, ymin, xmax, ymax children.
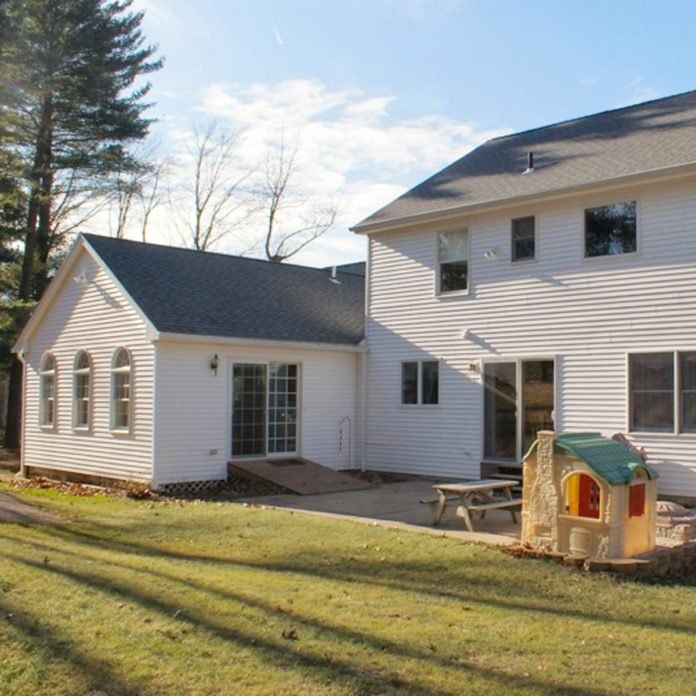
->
<box><xmin>40</xmin><ymin>353</ymin><xmax>57</xmax><ymax>427</ymax></box>
<box><xmin>565</xmin><ymin>473</ymin><xmax>601</xmax><ymax>519</ymax></box>
<box><xmin>73</xmin><ymin>351</ymin><xmax>92</xmax><ymax>429</ymax></box>
<box><xmin>111</xmin><ymin>348</ymin><xmax>132</xmax><ymax>431</ymax></box>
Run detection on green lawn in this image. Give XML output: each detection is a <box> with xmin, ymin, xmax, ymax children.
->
<box><xmin>0</xmin><ymin>486</ymin><xmax>694</xmax><ymax>695</ymax></box>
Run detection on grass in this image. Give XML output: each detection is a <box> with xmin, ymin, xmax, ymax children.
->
<box><xmin>0</xmin><ymin>487</ymin><xmax>694</xmax><ymax>696</ymax></box>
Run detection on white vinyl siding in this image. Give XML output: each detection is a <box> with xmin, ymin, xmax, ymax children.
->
<box><xmin>364</xmin><ymin>176</ymin><xmax>696</xmax><ymax>496</ymax></box>
<box><xmin>23</xmin><ymin>249</ymin><xmax>154</xmax><ymax>482</ymax></box>
<box><xmin>153</xmin><ymin>341</ymin><xmax>359</xmax><ymax>486</ymax></box>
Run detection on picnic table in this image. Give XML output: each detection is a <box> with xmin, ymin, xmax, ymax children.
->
<box><xmin>425</xmin><ymin>479</ymin><xmax>521</xmax><ymax>531</ymax></box>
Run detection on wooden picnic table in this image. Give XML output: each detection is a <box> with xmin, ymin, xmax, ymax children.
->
<box><xmin>427</xmin><ymin>479</ymin><xmax>521</xmax><ymax>531</ymax></box>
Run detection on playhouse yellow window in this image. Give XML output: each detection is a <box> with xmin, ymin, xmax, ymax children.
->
<box><xmin>565</xmin><ymin>473</ymin><xmax>601</xmax><ymax>519</ymax></box>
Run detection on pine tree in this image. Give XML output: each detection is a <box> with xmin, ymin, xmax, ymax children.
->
<box><xmin>2</xmin><ymin>0</ymin><xmax>162</xmax><ymax>448</ymax></box>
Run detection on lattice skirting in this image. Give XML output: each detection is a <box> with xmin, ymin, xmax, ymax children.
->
<box><xmin>157</xmin><ymin>479</ymin><xmax>227</xmax><ymax>495</ymax></box>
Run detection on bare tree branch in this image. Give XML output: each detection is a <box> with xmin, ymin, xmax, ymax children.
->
<box><xmin>174</xmin><ymin>121</ymin><xmax>256</xmax><ymax>252</ymax></box>
<box><xmin>260</xmin><ymin>136</ymin><xmax>338</xmax><ymax>263</ymax></box>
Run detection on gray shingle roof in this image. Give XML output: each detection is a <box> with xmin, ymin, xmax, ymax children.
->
<box><xmin>356</xmin><ymin>90</ymin><xmax>696</xmax><ymax>229</ymax></box>
<box><xmin>84</xmin><ymin>235</ymin><xmax>365</xmax><ymax>346</ymax></box>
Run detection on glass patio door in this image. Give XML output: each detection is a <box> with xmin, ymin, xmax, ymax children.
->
<box><xmin>484</xmin><ymin>362</ymin><xmax>518</xmax><ymax>461</ymax></box>
<box><xmin>483</xmin><ymin>359</ymin><xmax>554</xmax><ymax>463</ymax></box>
<box><xmin>232</xmin><ymin>364</ymin><xmax>267</xmax><ymax>457</ymax></box>
<box><xmin>521</xmin><ymin>360</ymin><xmax>555</xmax><ymax>457</ymax></box>
<box><xmin>231</xmin><ymin>362</ymin><xmax>299</xmax><ymax>457</ymax></box>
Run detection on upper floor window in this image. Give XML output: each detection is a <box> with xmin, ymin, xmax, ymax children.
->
<box><xmin>585</xmin><ymin>201</ymin><xmax>637</xmax><ymax>258</ymax></box>
<box><xmin>438</xmin><ymin>230</ymin><xmax>468</xmax><ymax>293</ymax></box>
<box><xmin>511</xmin><ymin>216</ymin><xmax>535</xmax><ymax>262</ymax></box>
<box><xmin>111</xmin><ymin>348</ymin><xmax>132</xmax><ymax>431</ymax></box>
<box><xmin>39</xmin><ymin>353</ymin><xmax>56</xmax><ymax>427</ymax></box>
<box><xmin>401</xmin><ymin>360</ymin><xmax>439</xmax><ymax>405</ymax></box>
<box><xmin>73</xmin><ymin>351</ymin><xmax>92</xmax><ymax>430</ymax></box>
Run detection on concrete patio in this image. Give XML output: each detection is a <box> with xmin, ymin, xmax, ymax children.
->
<box><xmin>244</xmin><ymin>479</ymin><xmax>521</xmax><ymax>546</ymax></box>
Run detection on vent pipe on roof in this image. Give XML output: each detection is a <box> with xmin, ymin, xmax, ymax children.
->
<box><xmin>523</xmin><ymin>151</ymin><xmax>535</xmax><ymax>175</ymax></box>
<box><xmin>329</xmin><ymin>266</ymin><xmax>341</xmax><ymax>284</ymax></box>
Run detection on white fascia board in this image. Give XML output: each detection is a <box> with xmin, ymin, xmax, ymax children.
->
<box><xmin>82</xmin><ymin>237</ymin><xmax>160</xmax><ymax>342</ymax></box>
<box><xmin>351</xmin><ymin>161</ymin><xmax>696</xmax><ymax>235</ymax></box>
<box><xmin>12</xmin><ymin>235</ymin><xmax>86</xmax><ymax>354</ymax></box>
<box><xmin>155</xmin><ymin>331</ymin><xmax>366</xmax><ymax>353</ymax></box>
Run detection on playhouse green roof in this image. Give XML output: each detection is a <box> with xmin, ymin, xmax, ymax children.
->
<box><xmin>526</xmin><ymin>433</ymin><xmax>659</xmax><ymax>485</ymax></box>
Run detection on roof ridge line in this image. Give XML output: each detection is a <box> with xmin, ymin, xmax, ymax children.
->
<box><xmin>487</xmin><ymin>88</ymin><xmax>696</xmax><ymax>143</ymax></box>
<box><xmin>81</xmin><ymin>233</ymin><xmax>365</xmax><ymax>277</ymax></box>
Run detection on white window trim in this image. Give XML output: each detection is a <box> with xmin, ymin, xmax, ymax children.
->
<box><xmin>510</xmin><ymin>215</ymin><xmax>537</xmax><ymax>264</ymax></box>
<box><xmin>110</xmin><ymin>347</ymin><xmax>133</xmax><ymax>434</ymax></box>
<box><xmin>582</xmin><ymin>198</ymin><xmax>641</xmax><ymax>263</ymax></box>
<box><xmin>39</xmin><ymin>353</ymin><xmax>57</xmax><ymax>430</ymax></box>
<box><xmin>400</xmin><ymin>359</ymin><xmax>440</xmax><ymax>408</ymax></box>
<box><xmin>626</xmin><ymin>349</ymin><xmax>696</xmax><ymax>436</ymax></box>
<box><xmin>72</xmin><ymin>351</ymin><xmax>92</xmax><ymax>432</ymax></box>
<box><xmin>435</xmin><ymin>228</ymin><xmax>470</xmax><ymax>297</ymax></box>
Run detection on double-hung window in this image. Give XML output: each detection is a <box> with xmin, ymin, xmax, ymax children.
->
<box><xmin>438</xmin><ymin>230</ymin><xmax>469</xmax><ymax>293</ymax></box>
<box><xmin>39</xmin><ymin>353</ymin><xmax>56</xmax><ymax>427</ymax></box>
<box><xmin>73</xmin><ymin>351</ymin><xmax>92</xmax><ymax>429</ymax></box>
<box><xmin>585</xmin><ymin>201</ymin><xmax>637</xmax><ymax>258</ymax></box>
<box><xmin>511</xmin><ymin>216</ymin><xmax>535</xmax><ymax>262</ymax></box>
<box><xmin>401</xmin><ymin>360</ymin><xmax>439</xmax><ymax>406</ymax></box>
<box><xmin>111</xmin><ymin>348</ymin><xmax>132</xmax><ymax>431</ymax></box>
<box><xmin>629</xmin><ymin>351</ymin><xmax>696</xmax><ymax>433</ymax></box>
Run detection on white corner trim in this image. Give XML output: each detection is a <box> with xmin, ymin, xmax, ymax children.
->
<box><xmin>155</xmin><ymin>331</ymin><xmax>367</xmax><ymax>353</ymax></box>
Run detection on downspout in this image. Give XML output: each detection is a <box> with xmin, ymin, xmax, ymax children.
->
<box><xmin>360</xmin><ymin>239</ymin><xmax>371</xmax><ymax>472</ymax></box>
<box><xmin>17</xmin><ymin>350</ymin><xmax>27</xmax><ymax>477</ymax></box>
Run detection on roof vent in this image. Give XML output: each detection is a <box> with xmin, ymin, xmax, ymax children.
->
<box><xmin>329</xmin><ymin>266</ymin><xmax>341</xmax><ymax>284</ymax></box>
<box><xmin>522</xmin><ymin>151</ymin><xmax>535</xmax><ymax>175</ymax></box>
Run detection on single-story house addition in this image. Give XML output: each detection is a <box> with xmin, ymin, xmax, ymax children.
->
<box><xmin>13</xmin><ymin>234</ymin><xmax>365</xmax><ymax>490</ymax></box>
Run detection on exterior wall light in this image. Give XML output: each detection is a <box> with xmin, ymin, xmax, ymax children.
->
<box><xmin>211</xmin><ymin>354</ymin><xmax>220</xmax><ymax>376</ymax></box>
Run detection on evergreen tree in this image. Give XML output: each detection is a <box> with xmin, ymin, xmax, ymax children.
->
<box><xmin>1</xmin><ymin>0</ymin><xmax>162</xmax><ymax>448</ymax></box>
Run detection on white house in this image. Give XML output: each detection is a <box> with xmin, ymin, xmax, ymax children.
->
<box><xmin>13</xmin><ymin>89</ymin><xmax>696</xmax><ymax>499</ymax></box>
<box><xmin>13</xmin><ymin>235</ymin><xmax>365</xmax><ymax>490</ymax></box>
<box><xmin>353</xmin><ymin>89</ymin><xmax>696</xmax><ymax>499</ymax></box>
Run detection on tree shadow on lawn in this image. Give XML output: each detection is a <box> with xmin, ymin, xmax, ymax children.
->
<box><xmin>3</xmin><ymin>546</ymin><xmax>610</xmax><ymax>696</ymax></box>
<box><xmin>26</xmin><ymin>524</ymin><xmax>696</xmax><ymax>637</ymax></box>
<box><xmin>0</xmin><ymin>596</ymin><xmax>147</xmax><ymax>696</ymax></box>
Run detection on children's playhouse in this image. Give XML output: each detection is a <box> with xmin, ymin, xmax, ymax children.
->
<box><xmin>521</xmin><ymin>431</ymin><xmax>659</xmax><ymax>560</ymax></box>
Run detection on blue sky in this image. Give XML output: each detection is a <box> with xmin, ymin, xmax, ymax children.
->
<box><xmin>130</xmin><ymin>0</ymin><xmax>696</xmax><ymax>265</ymax></box>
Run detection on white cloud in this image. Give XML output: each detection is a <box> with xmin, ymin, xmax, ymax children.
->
<box><xmin>113</xmin><ymin>79</ymin><xmax>504</xmax><ymax>266</ymax></box>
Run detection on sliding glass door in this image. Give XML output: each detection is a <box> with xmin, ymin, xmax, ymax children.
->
<box><xmin>232</xmin><ymin>362</ymin><xmax>299</xmax><ymax>457</ymax></box>
<box><xmin>232</xmin><ymin>364</ymin><xmax>267</xmax><ymax>457</ymax></box>
<box><xmin>484</xmin><ymin>362</ymin><xmax>518</xmax><ymax>461</ymax></box>
<box><xmin>521</xmin><ymin>360</ymin><xmax>555</xmax><ymax>457</ymax></box>
<box><xmin>483</xmin><ymin>359</ymin><xmax>554</xmax><ymax>463</ymax></box>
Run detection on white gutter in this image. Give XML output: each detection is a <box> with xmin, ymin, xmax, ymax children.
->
<box><xmin>351</xmin><ymin>161</ymin><xmax>696</xmax><ymax>235</ymax></box>
<box><xmin>155</xmin><ymin>331</ymin><xmax>366</xmax><ymax>353</ymax></box>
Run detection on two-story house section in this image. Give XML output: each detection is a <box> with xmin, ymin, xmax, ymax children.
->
<box><xmin>353</xmin><ymin>90</ymin><xmax>696</xmax><ymax>498</ymax></box>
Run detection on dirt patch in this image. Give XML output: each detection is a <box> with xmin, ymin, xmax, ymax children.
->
<box><xmin>347</xmin><ymin>470</ymin><xmax>420</xmax><ymax>486</ymax></box>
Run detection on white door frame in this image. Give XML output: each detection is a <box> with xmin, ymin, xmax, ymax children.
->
<box><xmin>228</xmin><ymin>359</ymin><xmax>302</xmax><ymax>460</ymax></box>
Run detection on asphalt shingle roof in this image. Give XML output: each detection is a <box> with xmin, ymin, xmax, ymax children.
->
<box><xmin>527</xmin><ymin>433</ymin><xmax>658</xmax><ymax>485</ymax></box>
<box><xmin>84</xmin><ymin>234</ymin><xmax>365</xmax><ymax>346</ymax></box>
<box><xmin>356</xmin><ymin>90</ymin><xmax>696</xmax><ymax>229</ymax></box>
